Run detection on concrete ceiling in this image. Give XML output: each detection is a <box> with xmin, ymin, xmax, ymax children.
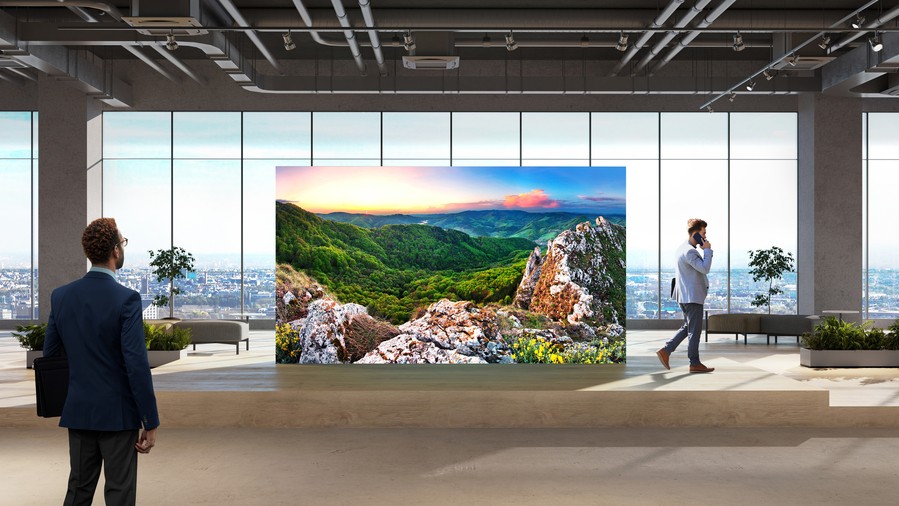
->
<box><xmin>2</xmin><ymin>0</ymin><xmax>899</xmax><ymax>107</ymax></box>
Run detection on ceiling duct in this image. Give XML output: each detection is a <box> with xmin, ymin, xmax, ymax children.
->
<box><xmin>123</xmin><ymin>0</ymin><xmax>206</xmax><ymax>36</ymax></box>
<box><xmin>402</xmin><ymin>32</ymin><xmax>459</xmax><ymax>70</ymax></box>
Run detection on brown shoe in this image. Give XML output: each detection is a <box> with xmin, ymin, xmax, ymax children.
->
<box><xmin>689</xmin><ymin>363</ymin><xmax>715</xmax><ymax>373</ymax></box>
<box><xmin>656</xmin><ymin>348</ymin><xmax>670</xmax><ymax>370</ymax></box>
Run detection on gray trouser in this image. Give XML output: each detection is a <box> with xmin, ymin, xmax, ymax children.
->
<box><xmin>663</xmin><ymin>303</ymin><xmax>703</xmax><ymax>365</ymax></box>
<box><xmin>65</xmin><ymin>429</ymin><xmax>139</xmax><ymax>506</ymax></box>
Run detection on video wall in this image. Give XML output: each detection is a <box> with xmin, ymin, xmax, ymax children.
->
<box><xmin>275</xmin><ymin>166</ymin><xmax>626</xmax><ymax>364</ymax></box>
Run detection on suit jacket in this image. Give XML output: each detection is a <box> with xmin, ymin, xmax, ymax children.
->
<box><xmin>674</xmin><ymin>240</ymin><xmax>713</xmax><ymax>305</ymax></box>
<box><xmin>43</xmin><ymin>271</ymin><xmax>159</xmax><ymax>431</ymax></box>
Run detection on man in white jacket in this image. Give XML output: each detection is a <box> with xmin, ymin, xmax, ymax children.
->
<box><xmin>656</xmin><ymin>218</ymin><xmax>715</xmax><ymax>373</ymax></box>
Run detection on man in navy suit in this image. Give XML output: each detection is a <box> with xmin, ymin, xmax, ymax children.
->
<box><xmin>43</xmin><ymin>217</ymin><xmax>159</xmax><ymax>506</ymax></box>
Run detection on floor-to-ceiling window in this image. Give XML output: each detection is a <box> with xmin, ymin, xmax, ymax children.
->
<box><xmin>0</xmin><ymin>112</ymin><xmax>38</xmax><ymax>320</ymax></box>
<box><xmin>863</xmin><ymin>113</ymin><xmax>899</xmax><ymax>319</ymax></box>
<box><xmin>101</xmin><ymin>111</ymin><xmax>797</xmax><ymax>320</ymax></box>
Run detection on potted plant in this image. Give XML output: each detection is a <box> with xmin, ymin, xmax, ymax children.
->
<box><xmin>144</xmin><ymin>322</ymin><xmax>192</xmax><ymax>368</ymax></box>
<box><xmin>12</xmin><ymin>323</ymin><xmax>47</xmax><ymax>368</ymax></box>
<box><xmin>148</xmin><ymin>246</ymin><xmax>196</xmax><ymax>319</ymax></box>
<box><xmin>800</xmin><ymin>316</ymin><xmax>899</xmax><ymax>367</ymax></box>
<box><xmin>748</xmin><ymin>246</ymin><xmax>795</xmax><ymax>314</ymax></box>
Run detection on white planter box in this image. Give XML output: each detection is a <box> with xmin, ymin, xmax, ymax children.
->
<box><xmin>147</xmin><ymin>350</ymin><xmax>182</xmax><ymax>368</ymax></box>
<box><xmin>800</xmin><ymin>348</ymin><xmax>899</xmax><ymax>368</ymax></box>
<box><xmin>26</xmin><ymin>350</ymin><xmax>42</xmax><ymax>369</ymax></box>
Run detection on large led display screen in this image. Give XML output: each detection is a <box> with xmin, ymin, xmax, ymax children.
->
<box><xmin>275</xmin><ymin>166</ymin><xmax>626</xmax><ymax>364</ymax></box>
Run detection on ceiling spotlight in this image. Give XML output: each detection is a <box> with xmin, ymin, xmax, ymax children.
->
<box><xmin>616</xmin><ymin>32</ymin><xmax>628</xmax><ymax>52</ymax></box>
<box><xmin>851</xmin><ymin>13</ymin><xmax>866</xmax><ymax>29</ymax></box>
<box><xmin>505</xmin><ymin>33</ymin><xmax>518</xmax><ymax>52</ymax></box>
<box><xmin>165</xmin><ymin>33</ymin><xmax>178</xmax><ymax>51</ymax></box>
<box><xmin>282</xmin><ymin>32</ymin><xmax>295</xmax><ymax>51</ymax></box>
<box><xmin>787</xmin><ymin>53</ymin><xmax>798</xmax><ymax>66</ymax></box>
<box><xmin>732</xmin><ymin>33</ymin><xmax>745</xmax><ymax>52</ymax></box>
<box><xmin>745</xmin><ymin>80</ymin><xmax>756</xmax><ymax>92</ymax></box>
<box><xmin>580</xmin><ymin>35</ymin><xmax>589</xmax><ymax>48</ymax></box>
<box><xmin>706</xmin><ymin>106</ymin><xmax>714</xmax><ymax>113</ymax></box>
<box><xmin>818</xmin><ymin>35</ymin><xmax>831</xmax><ymax>50</ymax></box>
<box><xmin>391</xmin><ymin>34</ymin><xmax>401</xmax><ymax>47</ymax></box>
<box><xmin>403</xmin><ymin>32</ymin><xmax>416</xmax><ymax>52</ymax></box>
<box><xmin>728</xmin><ymin>92</ymin><xmax>736</xmax><ymax>103</ymax></box>
<box><xmin>763</xmin><ymin>69</ymin><xmax>775</xmax><ymax>80</ymax></box>
<box><xmin>870</xmin><ymin>34</ymin><xmax>883</xmax><ymax>52</ymax></box>
<box><xmin>482</xmin><ymin>34</ymin><xmax>492</xmax><ymax>47</ymax></box>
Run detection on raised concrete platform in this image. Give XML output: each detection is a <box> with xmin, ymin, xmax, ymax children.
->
<box><xmin>4</xmin><ymin>330</ymin><xmax>899</xmax><ymax>429</ymax></box>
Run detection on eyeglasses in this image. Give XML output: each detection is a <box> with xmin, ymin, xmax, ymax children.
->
<box><xmin>118</xmin><ymin>238</ymin><xmax>128</xmax><ymax>248</ymax></box>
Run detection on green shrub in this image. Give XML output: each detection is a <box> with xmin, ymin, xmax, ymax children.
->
<box><xmin>144</xmin><ymin>322</ymin><xmax>191</xmax><ymax>351</ymax></box>
<box><xmin>801</xmin><ymin>317</ymin><xmax>877</xmax><ymax>350</ymax></box>
<box><xmin>12</xmin><ymin>324</ymin><xmax>47</xmax><ymax>351</ymax></box>
<box><xmin>510</xmin><ymin>332</ymin><xmax>626</xmax><ymax>364</ymax></box>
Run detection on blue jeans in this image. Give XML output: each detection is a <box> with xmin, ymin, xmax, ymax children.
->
<box><xmin>664</xmin><ymin>303</ymin><xmax>703</xmax><ymax>365</ymax></box>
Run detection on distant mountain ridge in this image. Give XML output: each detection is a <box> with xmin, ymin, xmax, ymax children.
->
<box><xmin>317</xmin><ymin>209</ymin><xmax>626</xmax><ymax>243</ymax></box>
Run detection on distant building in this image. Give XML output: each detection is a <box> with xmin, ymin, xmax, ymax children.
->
<box><xmin>141</xmin><ymin>299</ymin><xmax>158</xmax><ymax>320</ymax></box>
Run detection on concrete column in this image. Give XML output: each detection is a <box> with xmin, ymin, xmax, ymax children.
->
<box><xmin>37</xmin><ymin>75</ymin><xmax>102</xmax><ymax>321</ymax></box>
<box><xmin>798</xmin><ymin>94</ymin><xmax>863</xmax><ymax>317</ymax></box>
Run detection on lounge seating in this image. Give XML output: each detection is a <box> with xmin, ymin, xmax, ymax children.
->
<box><xmin>705</xmin><ymin>313</ymin><xmax>815</xmax><ymax>345</ymax></box>
<box><xmin>145</xmin><ymin>319</ymin><xmax>250</xmax><ymax>354</ymax></box>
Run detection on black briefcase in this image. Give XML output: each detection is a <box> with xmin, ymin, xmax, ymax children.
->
<box><xmin>33</xmin><ymin>355</ymin><xmax>69</xmax><ymax>418</ymax></box>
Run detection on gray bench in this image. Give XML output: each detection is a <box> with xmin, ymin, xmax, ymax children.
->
<box><xmin>146</xmin><ymin>319</ymin><xmax>250</xmax><ymax>354</ymax></box>
<box><xmin>705</xmin><ymin>313</ymin><xmax>815</xmax><ymax>345</ymax></box>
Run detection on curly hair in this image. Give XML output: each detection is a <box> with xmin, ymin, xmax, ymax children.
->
<box><xmin>82</xmin><ymin>217</ymin><xmax>120</xmax><ymax>264</ymax></box>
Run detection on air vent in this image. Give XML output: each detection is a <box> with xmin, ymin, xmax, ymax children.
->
<box><xmin>402</xmin><ymin>56</ymin><xmax>461</xmax><ymax>70</ymax></box>
<box><xmin>122</xmin><ymin>17</ymin><xmax>206</xmax><ymax>36</ymax></box>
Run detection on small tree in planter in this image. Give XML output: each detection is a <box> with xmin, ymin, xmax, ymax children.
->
<box><xmin>748</xmin><ymin>246</ymin><xmax>795</xmax><ymax>314</ymax></box>
<box><xmin>149</xmin><ymin>246</ymin><xmax>196</xmax><ymax>319</ymax></box>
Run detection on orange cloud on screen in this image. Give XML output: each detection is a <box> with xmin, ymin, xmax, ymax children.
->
<box><xmin>503</xmin><ymin>189</ymin><xmax>560</xmax><ymax>208</ymax></box>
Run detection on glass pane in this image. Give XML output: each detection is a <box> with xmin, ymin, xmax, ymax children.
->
<box><xmin>595</xmin><ymin>159</ymin><xmax>659</xmax><ymax>320</ymax></box>
<box><xmin>522</xmin><ymin>159</ymin><xmax>589</xmax><ymax>166</ymax></box>
<box><xmin>0</xmin><ymin>112</ymin><xmax>32</xmax><ymax>158</ymax></box>
<box><xmin>660</xmin><ymin>160</ymin><xmax>729</xmax><ymax>317</ymax></box>
<box><xmin>311</xmin><ymin>159</ymin><xmax>380</xmax><ymax>166</ymax></box>
<box><xmin>452</xmin><ymin>159</ymin><xmax>520</xmax><ymax>166</ymax></box>
<box><xmin>730</xmin><ymin>113</ymin><xmax>798</xmax><ymax>160</ymax></box>
<box><xmin>383</xmin><ymin>159</ymin><xmax>452</xmax><ymax>166</ymax></box>
<box><xmin>103</xmin><ymin>159</ymin><xmax>172</xmax><ymax>269</ymax></box>
<box><xmin>867</xmin><ymin>113</ymin><xmax>899</xmax><ymax>160</ymax></box>
<box><xmin>592</xmin><ymin>112</ymin><xmax>659</xmax><ymax>160</ymax></box>
<box><xmin>383</xmin><ymin>112</ymin><xmax>450</xmax><ymax>159</ymax></box>
<box><xmin>32</xmin><ymin>112</ymin><xmax>39</xmax><ymax>159</ymax></box>
<box><xmin>660</xmin><ymin>113</ymin><xmax>728</xmax><ymax>159</ymax></box>
<box><xmin>32</xmin><ymin>159</ymin><xmax>38</xmax><ymax>320</ymax></box>
<box><xmin>862</xmin><ymin>113</ymin><xmax>867</xmax><ymax>161</ymax></box>
<box><xmin>173</xmin><ymin>112</ymin><xmax>241</xmax><ymax>159</ymax></box>
<box><xmin>452</xmin><ymin>112</ymin><xmax>519</xmax><ymax>159</ymax></box>
<box><xmin>243</xmin><ymin>112</ymin><xmax>311</xmax><ymax>159</ymax></box>
<box><xmin>104</xmin><ymin>112</ymin><xmax>171</xmax><ymax>159</ymax></box>
<box><xmin>522</xmin><ymin>112</ymin><xmax>589</xmax><ymax>160</ymax></box>
<box><xmin>244</xmin><ymin>160</ymin><xmax>279</xmax><ymax>319</ymax></box>
<box><xmin>0</xmin><ymin>160</ymin><xmax>32</xmax><ymax>319</ymax></box>
<box><xmin>866</xmin><ymin>160</ymin><xmax>899</xmax><ymax>318</ymax></box>
<box><xmin>730</xmin><ymin>160</ymin><xmax>798</xmax><ymax>314</ymax></box>
<box><xmin>312</xmin><ymin>112</ymin><xmax>381</xmax><ymax>159</ymax></box>
<box><xmin>173</xmin><ymin>160</ymin><xmax>242</xmax><ymax>319</ymax></box>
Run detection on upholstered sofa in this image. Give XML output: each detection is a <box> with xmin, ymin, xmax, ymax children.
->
<box><xmin>705</xmin><ymin>312</ymin><xmax>816</xmax><ymax>344</ymax></box>
<box><xmin>145</xmin><ymin>319</ymin><xmax>250</xmax><ymax>354</ymax></box>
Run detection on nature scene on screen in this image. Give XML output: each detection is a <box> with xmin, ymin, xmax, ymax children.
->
<box><xmin>275</xmin><ymin>166</ymin><xmax>626</xmax><ymax>364</ymax></box>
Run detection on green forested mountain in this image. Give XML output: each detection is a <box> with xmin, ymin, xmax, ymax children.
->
<box><xmin>276</xmin><ymin>202</ymin><xmax>534</xmax><ymax>323</ymax></box>
<box><xmin>318</xmin><ymin>209</ymin><xmax>626</xmax><ymax>243</ymax></box>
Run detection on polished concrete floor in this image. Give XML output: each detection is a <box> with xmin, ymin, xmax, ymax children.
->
<box><xmin>3</xmin><ymin>329</ymin><xmax>899</xmax><ymax>504</ymax></box>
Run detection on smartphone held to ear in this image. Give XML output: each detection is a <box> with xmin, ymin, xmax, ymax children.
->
<box><xmin>692</xmin><ymin>233</ymin><xmax>704</xmax><ymax>247</ymax></box>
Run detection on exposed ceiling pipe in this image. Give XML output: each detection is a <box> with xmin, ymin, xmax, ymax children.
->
<box><xmin>358</xmin><ymin>0</ymin><xmax>387</xmax><ymax>76</ymax></box>
<box><xmin>609</xmin><ymin>0</ymin><xmax>683</xmax><ymax>77</ymax></box>
<box><xmin>0</xmin><ymin>69</ymin><xmax>16</xmax><ymax>83</ymax></box>
<box><xmin>328</xmin><ymin>0</ymin><xmax>367</xmax><ymax>75</ymax></box>
<box><xmin>651</xmin><ymin>0</ymin><xmax>738</xmax><ymax>75</ymax></box>
<box><xmin>630</xmin><ymin>0</ymin><xmax>712</xmax><ymax>76</ymax></box>
<box><xmin>828</xmin><ymin>4</ymin><xmax>899</xmax><ymax>53</ymax></box>
<box><xmin>6</xmin><ymin>66</ymin><xmax>35</xmax><ymax>80</ymax></box>
<box><xmin>215</xmin><ymin>0</ymin><xmax>283</xmax><ymax>74</ymax></box>
<box><xmin>0</xmin><ymin>0</ymin><xmax>123</xmax><ymax>21</ymax></box>
<box><xmin>148</xmin><ymin>43</ymin><xmax>206</xmax><ymax>84</ymax></box>
<box><xmin>453</xmin><ymin>37</ymin><xmax>768</xmax><ymax>48</ymax></box>
<box><xmin>122</xmin><ymin>45</ymin><xmax>180</xmax><ymax>83</ymax></box>
<box><xmin>67</xmin><ymin>6</ymin><xmax>98</xmax><ymax>22</ymax></box>
<box><xmin>290</xmin><ymin>0</ymin><xmax>341</xmax><ymax>47</ymax></box>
